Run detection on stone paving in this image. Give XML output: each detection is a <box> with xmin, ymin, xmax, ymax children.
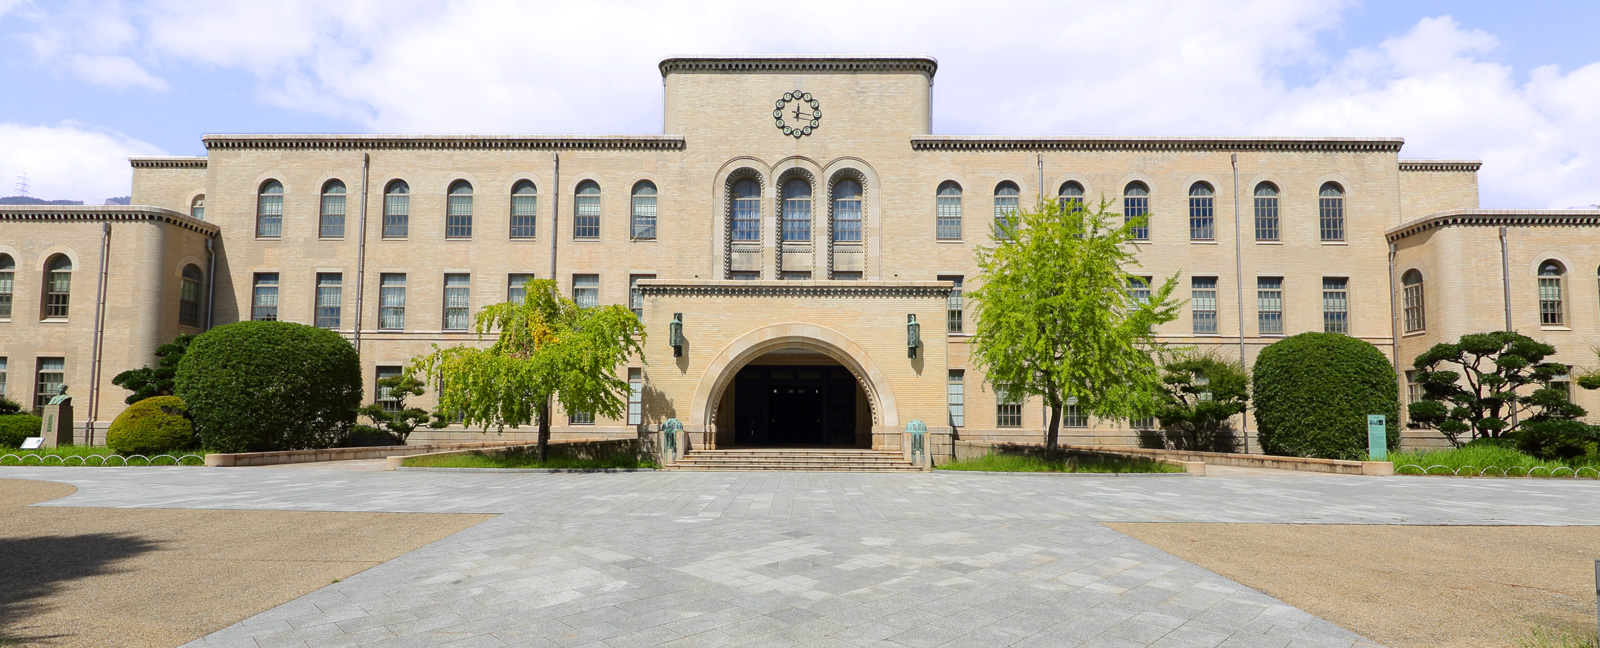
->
<box><xmin>6</xmin><ymin>466</ymin><xmax>1599</xmax><ymax>647</ymax></box>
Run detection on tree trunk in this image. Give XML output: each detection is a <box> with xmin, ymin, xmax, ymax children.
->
<box><xmin>537</xmin><ymin>398</ymin><xmax>551</xmax><ymax>462</ymax></box>
<box><xmin>1045</xmin><ymin>394</ymin><xmax>1062</xmax><ymax>454</ymax></box>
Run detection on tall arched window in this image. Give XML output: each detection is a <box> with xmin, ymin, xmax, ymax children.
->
<box><xmin>1401</xmin><ymin>269</ymin><xmax>1425</xmax><ymax>333</ymax></box>
<box><xmin>256</xmin><ymin>180</ymin><xmax>283</xmax><ymax>238</ymax></box>
<box><xmin>510</xmin><ymin>180</ymin><xmax>537</xmax><ymax>239</ymax></box>
<box><xmin>1319</xmin><ymin>182</ymin><xmax>1345</xmax><ymax>242</ymax></box>
<box><xmin>383</xmin><ymin>180</ymin><xmax>410</xmax><ymax>238</ymax></box>
<box><xmin>631</xmin><ymin>181</ymin><xmax>658</xmax><ymax>240</ymax></box>
<box><xmin>1058</xmin><ymin>181</ymin><xmax>1084</xmax><ymax>212</ymax></box>
<box><xmin>833</xmin><ymin>180</ymin><xmax>862</xmax><ymax>243</ymax></box>
<box><xmin>1124</xmin><ymin>182</ymin><xmax>1150</xmax><ymax>240</ymax></box>
<box><xmin>782</xmin><ymin>179</ymin><xmax>811</xmax><ymax>242</ymax></box>
<box><xmin>1539</xmin><ymin>260</ymin><xmax>1565</xmax><ymax>326</ymax></box>
<box><xmin>446</xmin><ymin>180</ymin><xmax>473</xmax><ymax>239</ymax></box>
<box><xmin>1254</xmin><ymin>182</ymin><xmax>1279</xmax><ymax>241</ymax></box>
<box><xmin>993</xmin><ymin>181</ymin><xmax>1019</xmax><ymax>240</ymax></box>
<box><xmin>729</xmin><ymin>179</ymin><xmax>760</xmax><ymax>242</ymax></box>
<box><xmin>43</xmin><ymin>255</ymin><xmax>72</xmax><ymax>319</ymax></box>
<box><xmin>574</xmin><ymin>180</ymin><xmax>601</xmax><ymax>239</ymax></box>
<box><xmin>0</xmin><ymin>253</ymin><xmax>13</xmax><ymax>319</ymax></box>
<box><xmin>190</xmin><ymin>195</ymin><xmax>205</xmax><ymax>221</ymax></box>
<box><xmin>1189</xmin><ymin>182</ymin><xmax>1214</xmax><ymax>240</ymax></box>
<box><xmin>179</xmin><ymin>264</ymin><xmax>203</xmax><ymax>328</ymax></box>
<box><xmin>936</xmin><ymin>181</ymin><xmax>962</xmax><ymax>240</ymax></box>
<box><xmin>320</xmin><ymin>180</ymin><xmax>346</xmax><ymax>238</ymax></box>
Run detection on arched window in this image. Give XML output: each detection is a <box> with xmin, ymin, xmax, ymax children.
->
<box><xmin>993</xmin><ymin>181</ymin><xmax>1019</xmax><ymax>240</ymax></box>
<box><xmin>320</xmin><ymin>180</ymin><xmax>346</xmax><ymax>238</ymax></box>
<box><xmin>782</xmin><ymin>179</ymin><xmax>811</xmax><ymax>243</ymax></box>
<box><xmin>936</xmin><ymin>181</ymin><xmax>962</xmax><ymax>240</ymax></box>
<box><xmin>1058</xmin><ymin>181</ymin><xmax>1084</xmax><ymax>212</ymax></box>
<box><xmin>179</xmin><ymin>264</ymin><xmax>203</xmax><ymax>328</ymax></box>
<box><xmin>43</xmin><ymin>255</ymin><xmax>72</xmax><ymax>319</ymax></box>
<box><xmin>446</xmin><ymin>180</ymin><xmax>473</xmax><ymax>239</ymax></box>
<box><xmin>729</xmin><ymin>179</ymin><xmax>760</xmax><ymax>242</ymax></box>
<box><xmin>1319</xmin><ymin>182</ymin><xmax>1345</xmax><ymax>242</ymax></box>
<box><xmin>383</xmin><ymin>180</ymin><xmax>409</xmax><ymax>238</ymax></box>
<box><xmin>1401</xmin><ymin>269</ymin><xmax>1425</xmax><ymax>332</ymax></box>
<box><xmin>510</xmin><ymin>180</ymin><xmax>537</xmax><ymax>239</ymax></box>
<box><xmin>256</xmin><ymin>180</ymin><xmax>283</xmax><ymax>237</ymax></box>
<box><xmin>1254</xmin><ymin>182</ymin><xmax>1279</xmax><ymax>241</ymax></box>
<box><xmin>1539</xmin><ymin>261</ymin><xmax>1565</xmax><ymax>326</ymax></box>
<box><xmin>1124</xmin><ymin>182</ymin><xmax>1149</xmax><ymax>240</ymax></box>
<box><xmin>574</xmin><ymin>180</ymin><xmax>601</xmax><ymax>239</ymax></box>
<box><xmin>1189</xmin><ymin>182</ymin><xmax>1214</xmax><ymax>240</ymax></box>
<box><xmin>190</xmin><ymin>195</ymin><xmax>205</xmax><ymax>221</ymax></box>
<box><xmin>631</xmin><ymin>181</ymin><xmax>658</xmax><ymax>240</ymax></box>
<box><xmin>0</xmin><ymin>253</ymin><xmax>13</xmax><ymax>319</ymax></box>
<box><xmin>833</xmin><ymin>179</ymin><xmax>863</xmax><ymax>243</ymax></box>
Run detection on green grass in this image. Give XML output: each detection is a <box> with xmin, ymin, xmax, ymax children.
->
<box><xmin>402</xmin><ymin>447</ymin><xmax>659</xmax><ymax>470</ymax></box>
<box><xmin>1513</xmin><ymin>624</ymin><xmax>1598</xmax><ymax>648</ymax></box>
<box><xmin>938</xmin><ymin>453</ymin><xmax>1184</xmax><ymax>474</ymax></box>
<box><xmin>1388</xmin><ymin>444</ymin><xmax>1600</xmax><ymax>478</ymax></box>
<box><xmin>0</xmin><ymin>445</ymin><xmax>206</xmax><ymax>466</ymax></box>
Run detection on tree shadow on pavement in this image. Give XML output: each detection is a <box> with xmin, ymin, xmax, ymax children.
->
<box><xmin>0</xmin><ymin>533</ymin><xmax>162</xmax><ymax>645</ymax></box>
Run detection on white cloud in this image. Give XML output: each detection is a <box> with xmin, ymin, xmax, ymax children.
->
<box><xmin>69</xmin><ymin>54</ymin><xmax>168</xmax><ymax>90</ymax></box>
<box><xmin>0</xmin><ymin>123</ymin><xmax>164</xmax><ymax>201</ymax></box>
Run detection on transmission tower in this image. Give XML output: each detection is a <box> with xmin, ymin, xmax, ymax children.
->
<box><xmin>14</xmin><ymin>172</ymin><xmax>29</xmax><ymax>197</ymax></box>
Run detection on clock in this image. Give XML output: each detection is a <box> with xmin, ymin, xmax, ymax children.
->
<box><xmin>773</xmin><ymin>91</ymin><xmax>821</xmax><ymax>138</ymax></box>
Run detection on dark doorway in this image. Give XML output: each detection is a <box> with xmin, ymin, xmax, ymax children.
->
<box><xmin>732</xmin><ymin>365</ymin><xmax>861</xmax><ymax>447</ymax></box>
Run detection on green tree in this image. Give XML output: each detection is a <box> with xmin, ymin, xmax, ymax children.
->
<box><xmin>1253</xmin><ymin>332</ymin><xmax>1398</xmax><ymax>459</ymax></box>
<box><xmin>112</xmin><ymin>334</ymin><xmax>195</xmax><ymax>405</ymax></box>
<box><xmin>1409</xmin><ymin>331</ymin><xmax>1586</xmax><ymax>448</ymax></box>
<box><xmin>410</xmin><ymin>278</ymin><xmax>645</xmax><ymax>460</ymax></box>
<box><xmin>968</xmin><ymin>197</ymin><xmax>1180</xmax><ymax>452</ymax></box>
<box><xmin>353</xmin><ymin>374</ymin><xmax>437</xmax><ymax>444</ymax></box>
<box><xmin>1153</xmin><ymin>350</ymin><xmax>1250</xmax><ymax>452</ymax></box>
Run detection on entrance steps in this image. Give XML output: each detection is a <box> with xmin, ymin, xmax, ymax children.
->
<box><xmin>669</xmin><ymin>448</ymin><xmax>922</xmax><ymax>472</ymax></box>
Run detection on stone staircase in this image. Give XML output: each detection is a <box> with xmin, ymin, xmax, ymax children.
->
<box><xmin>668</xmin><ymin>447</ymin><xmax>923</xmax><ymax>472</ymax></box>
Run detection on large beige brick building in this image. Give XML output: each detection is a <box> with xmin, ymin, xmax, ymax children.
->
<box><xmin>4</xmin><ymin>55</ymin><xmax>1597</xmax><ymax>450</ymax></box>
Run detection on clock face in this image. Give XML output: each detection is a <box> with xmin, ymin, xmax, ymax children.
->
<box><xmin>773</xmin><ymin>91</ymin><xmax>821</xmax><ymax>138</ymax></box>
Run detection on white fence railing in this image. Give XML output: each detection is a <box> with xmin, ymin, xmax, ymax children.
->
<box><xmin>1</xmin><ymin>453</ymin><xmax>205</xmax><ymax>466</ymax></box>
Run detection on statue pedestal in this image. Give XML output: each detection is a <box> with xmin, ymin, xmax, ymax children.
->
<box><xmin>39</xmin><ymin>403</ymin><xmax>74</xmax><ymax>447</ymax></box>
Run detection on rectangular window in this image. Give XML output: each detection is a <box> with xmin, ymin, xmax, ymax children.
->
<box><xmin>45</xmin><ymin>267</ymin><xmax>70</xmax><ymax>319</ymax></box>
<box><xmin>632</xmin><ymin>192</ymin><xmax>657</xmax><ymax>240</ymax></box>
<box><xmin>1129</xmin><ymin>276</ymin><xmax>1152</xmax><ymax>306</ymax></box>
<box><xmin>257</xmin><ymin>193</ymin><xmax>282</xmax><ymax>238</ymax></box>
<box><xmin>1192</xmin><ymin>277</ymin><xmax>1218</xmax><ymax>334</ymax></box>
<box><xmin>1131</xmin><ymin>416</ymin><xmax>1155</xmax><ymax>430</ymax></box>
<box><xmin>940</xmin><ymin>275</ymin><xmax>964</xmax><ymax>333</ymax></box>
<box><xmin>834</xmin><ymin>195</ymin><xmax>862</xmax><ymax>243</ymax></box>
<box><xmin>376</xmin><ymin>366</ymin><xmax>403</xmax><ymax>413</ymax></box>
<box><xmin>0</xmin><ymin>357</ymin><xmax>7</xmax><ymax>398</ymax></box>
<box><xmin>1539</xmin><ymin>277</ymin><xmax>1564</xmax><ymax>326</ymax></box>
<box><xmin>379</xmin><ymin>273</ymin><xmax>406</xmax><ymax>330</ymax></box>
<box><xmin>446</xmin><ymin>193</ymin><xmax>473</xmax><ymax>239</ymax></box>
<box><xmin>508</xmin><ymin>273</ymin><xmax>535</xmax><ymax>304</ymax></box>
<box><xmin>1063</xmin><ymin>396</ymin><xmax>1089</xmax><ymax>428</ymax></box>
<box><xmin>831</xmin><ymin>271</ymin><xmax>861</xmax><ymax>281</ymax></box>
<box><xmin>1403</xmin><ymin>282</ymin><xmax>1425</xmax><ymax>332</ymax></box>
<box><xmin>443</xmin><ymin>274</ymin><xmax>470</xmax><ymax>331</ymax></box>
<box><xmin>35</xmin><ymin>357</ymin><xmax>64</xmax><ymax>409</ymax></box>
<box><xmin>947</xmin><ymin>370</ymin><xmax>965</xmax><ymax>427</ymax></box>
<box><xmin>574</xmin><ymin>192</ymin><xmax>600</xmax><ymax>239</ymax></box>
<box><xmin>0</xmin><ymin>265</ymin><xmax>11</xmax><ymax>318</ymax></box>
<box><xmin>510</xmin><ymin>192</ymin><xmax>537</xmax><ymax>239</ymax></box>
<box><xmin>320</xmin><ymin>191</ymin><xmax>346</xmax><ymax>238</ymax></box>
<box><xmin>570</xmin><ymin>409</ymin><xmax>594</xmax><ymax>425</ymax></box>
<box><xmin>629</xmin><ymin>274</ymin><xmax>654</xmax><ymax>319</ymax></box>
<box><xmin>1125</xmin><ymin>195</ymin><xmax>1149</xmax><ymax>240</ymax></box>
<box><xmin>573</xmin><ymin>274</ymin><xmax>598</xmax><ymax>309</ymax></box>
<box><xmin>383</xmin><ymin>192</ymin><xmax>409</xmax><ymax>238</ymax></box>
<box><xmin>996</xmin><ymin>389</ymin><xmax>1022</xmax><ymax>428</ymax></box>
<box><xmin>1257</xmin><ymin>277</ymin><xmax>1284</xmax><ymax>335</ymax></box>
<box><xmin>780</xmin><ymin>271</ymin><xmax>811</xmax><ymax>281</ymax></box>
<box><xmin>1255</xmin><ymin>193</ymin><xmax>1279</xmax><ymax>241</ymax></box>
<box><xmin>993</xmin><ymin>193</ymin><xmax>1018</xmax><ymax>240</ymax></box>
<box><xmin>1550</xmin><ymin>368</ymin><xmax>1572</xmax><ymax>398</ymax></box>
<box><xmin>1189</xmin><ymin>193</ymin><xmax>1214</xmax><ymax>240</ymax></box>
<box><xmin>252</xmin><ymin>273</ymin><xmax>279</xmax><ymax>322</ymax></box>
<box><xmin>936</xmin><ymin>193</ymin><xmax>962</xmax><ymax>240</ymax></box>
<box><xmin>1405</xmin><ymin>370</ymin><xmax>1421</xmax><ymax>428</ymax></box>
<box><xmin>315</xmin><ymin>273</ymin><xmax>341</xmax><ymax>329</ymax></box>
<box><xmin>730</xmin><ymin>271</ymin><xmax>761</xmax><ymax>280</ymax></box>
<box><xmin>1322</xmin><ymin>277</ymin><xmax>1349</xmax><ymax>334</ymax></box>
<box><xmin>1319</xmin><ymin>195</ymin><xmax>1345</xmax><ymax>242</ymax></box>
<box><xmin>627</xmin><ymin>368</ymin><xmax>643</xmax><ymax>426</ymax></box>
<box><xmin>179</xmin><ymin>271</ymin><xmax>203</xmax><ymax>328</ymax></box>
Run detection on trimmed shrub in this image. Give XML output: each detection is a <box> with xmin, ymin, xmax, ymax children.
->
<box><xmin>106</xmin><ymin>396</ymin><xmax>194</xmax><ymax>455</ymax></box>
<box><xmin>1253</xmin><ymin>332</ymin><xmax>1398</xmax><ymax>460</ymax></box>
<box><xmin>175</xmin><ymin>321</ymin><xmax>362</xmax><ymax>453</ymax></box>
<box><xmin>0</xmin><ymin>396</ymin><xmax>21</xmax><ymax>415</ymax></box>
<box><xmin>0</xmin><ymin>414</ymin><xmax>43</xmax><ymax>448</ymax></box>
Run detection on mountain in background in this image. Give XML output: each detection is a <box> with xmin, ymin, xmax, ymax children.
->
<box><xmin>0</xmin><ymin>196</ymin><xmax>84</xmax><ymax>205</ymax></box>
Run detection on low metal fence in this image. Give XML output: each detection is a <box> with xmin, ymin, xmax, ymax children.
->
<box><xmin>0</xmin><ymin>453</ymin><xmax>206</xmax><ymax>466</ymax></box>
<box><xmin>1395</xmin><ymin>463</ymin><xmax>1600</xmax><ymax>478</ymax></box>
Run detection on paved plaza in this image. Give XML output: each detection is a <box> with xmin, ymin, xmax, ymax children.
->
<box><xmin>6</xmin><ymin>466</ymin><xmax>1600</xmax><ymax>647</ymax></box>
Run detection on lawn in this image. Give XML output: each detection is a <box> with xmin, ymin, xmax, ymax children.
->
<box><xmin>403</xmin><ymin>447</ymin><xmax>659</xmax><ymax>470</ymax></box>
<box><xmin>1389</xmin><ymin>444</ymin><xmax>1600</xmax><ymax>478</ymax></box>
<box><xmin>938</xmin><ymin>452</ymin><xmax>1184</xmax><ymax>474</ymax></box>
<box><xmin>0</xmin><ymin>445</ymin><xmax>206</xmax><ymax>466</ymax></box>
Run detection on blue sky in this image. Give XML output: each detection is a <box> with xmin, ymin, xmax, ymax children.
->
<box><xmin>1</xmin><ymin>0</ymin><xmax>1597</xmax><ymax>209</ymax></box>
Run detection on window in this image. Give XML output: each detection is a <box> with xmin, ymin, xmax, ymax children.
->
<box><xmin>35</xmin><ymin>357</ymin><xmax>64</xmax><ymax>409</ymax></box>
<box><xmin>383</xmin><ymin>180</ymin><xmax>409</xmax><ymax>238</ymax></box>
<box><xmin>936</xmin><ymin>181</ymin><xmax>962</xmax><ymax>240</ymax></box>
<box><xmin>42</xmin><ymin>255</ymin><xmax>72</xmax><ymax>319</ymax></box>
<box><xmin>1257</xmin><ymin>277</ymin><xmax>1284</xmax><ymax>335</ymax></box>
<box><xmin>631</xmin><ymin>181</ymin><xmax>658</xmax><ymax>240</ymax></box>
<box><xmin>376</xmin><ymin>366</ymin><xmax>403</xmax><ymax>413</ymax></box>
<box><xmin>782</xmin><ymin>179</ymin><xmax>811</xmax><ymax>242</ymax></box>
<box><xmin>1131</xmin><ymin>416</ymin><xmax>1155</xmax><ymax>430</ymax></box>
<box><xmin>179</xmin><ymin>265</ymin><xmax>204</xmax><ymax>328</ymax></box>
<box><xmin>508</xmin><ymin>274</ymin><xmax>535</xmax><ymax>304</ymax></box>
<box><xmin>629</xmin><ymin>274</ymin><xmax>654</xmax><ymax>318</ymax></box>
<box><xmin>379</xmin><ymin>273</ymin><xmax>406</xmax><ymax>330</ymax></box>
<box><xmin>0</xmin><ymin>357</ymin><xmax>7</xmax><ymax>398</ymax></box>
<box><xmin>1539</xmin><ymin>260</ymin><xmax>1565</xmax><ymax>326</ymax></box>
<box><xmin>780</xmin><ymin>271</ymin><xmax>810</xmax><ymax>280</ymax></box>
<box><xmin>313</xmin><ymin>273</ymin><xmax>340</xmax><ymax>329</ymax></box>
<box><xmin>1550</xmin><ymin>367</ymin><xmax>1572</xmax><ymax>398</ymax></box>
<box><xmin>1323</xmin><ymin>277</ymin><xmax>1349</xmax><ymax>334</ymax></box>
<box><xmin>443</xmin><ymin>274</ymin><xmax>470</xmax><ymax>330</ymax></box>
<box><xmin>731</xmin><ymin>179</ymin><xmax>760</xmax><ymax>242</ymax></box>
<box><xmin>257</xmin><ymin>180</ymin><xmax>283</xmax><ymax>237</ymax></box>
<box><xmin>1129</xmin><ymin>276</ymin><xmax>1151</xmax><ymax>306</ymax></box>
<box><xmin>1405</xmin><ymin>370</ymin><xmax>1422</xmax><ymax>427</ymax></box>
<box><xmin>996</xmin><ymin>388</ymin><xmax>1022</xmax><ymax>428</ymax></box>
<box><xmin>1124</xmin><ymin>182</ymin><xmax>1150</xmax><ymax>240</ymax></box>
<box><xmin>1192</xmin><ymin>277</ymin><xmax>1217</xmax><ymax>334</ymax></box>
<box><xmin>627</xmin><ymin>368</ymin><xmax>643</xmax><ymax>426</ymax></box>
<box><xmin>1254</xmin><ymin>183</ymin><xmax>1279</xmax><ymax>241</ymax></box>
<box><xmin>1402</xmin><ymin>270</ymin><xmax>1425</xmax><ymax>332</ymax></box>
<box><xmin>1058</xmin><ymin>181</ymin><xmax>1084</xmax><ymax>211</ymax></box>
<box><xmin>190</xmin><ymin>195</ymin><xmax>205</xmax><ymax>221</ymax></box>
<box><xmin>574</xmin><ymin>180</ymin><xmax>601</xmax><ymax>239</ymax></box>
<box><xmin>320</xmin><ymin>180</ymin><xmax>346</xmax><ymax>238</ymax></box>
<box><xmin>940</xmin><ymin>275</ymin><xmax>964</xmax><ymax>333</ymax></box>
<box><xmin>510</xmin><ymin>181</ymin><xmax>537</xmax><ymax>239</ymax></box>
<box><xmin>570</xmin><ymin>409</ymin><xmax>594</xmax><ymax>425</ymax></box>
<box><xmin>447</xmin><ymin>180</ymin><xmax>473</xmax><ymax>239</ymax></box>
<box><xmin>573</xmin><ymin>274</ymin><xmax>598</xmax><ymax>308</ymax></box>
<box><xmin>1319</xmin><ymin>183</ymin><xmax>1345</xmax><ymax>242</ymax></box>
<box><xmin>1063</xmin><ymin>396</ymin><xmax>1089</xmax><ymax>428</ymax></box>
<box><xmin>1189</xmin><ymin>183</ymin><xmax>1214</xmax><ymax>240</ymax></box>
<box><xmin>947</xmin><ymin>370</ymin><xmax>964</xmax><ymax>427</ymax></box>
<box><xmin>833</xmin><ymin>179</ymin><xmax>862</xmax><ymax>243</ymax></box>
<box><xmin>993</xmin><ymin>181</ymin><xmax>1019</xmax><ymax>239</ymax></box>
<box><xmin>830</xmin><ymin>271</ymin><xmax>860</xmax><ymax>281</ymax></box>
<box><xmin>0</xmin><ymin>253</ymin><xmax>14</xmax><ymax>319</ymax></box>
<box><xmin>251</xmin><ymin>273</ymin><xmax>278</xmax><ymax>321</ymax></box>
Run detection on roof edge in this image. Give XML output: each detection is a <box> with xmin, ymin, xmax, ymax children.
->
<box><xmin>130</xmin><ymin>156</ymin><xmax>208</xmax><ymax>169</ymax></box>
<box><xmin>1398</xmin><ymin>159</ymin><xmax>1481</xmax><ymax>172</ymax></box>
<box><xmin>0</xmin><ymin>204</ymin><xmax>220</xmax><ymax>236</ymax></box>
<box><xmin>660</xmin><ymin>55</ymin><xmax>937</xmax><ymax>78</ymax></box>
<box><xmin>1386</xmin><ymin>209</ymin><xmax>1600</xmax><ymax>242</ymax></box>
<box><xmin>202</xmin><ymin>134</ymin><xmax>686</xmax><ymax>151</ymax></box>
<box><xmin>911</xmin><ymin>136</ymin><xmax>1404</xmax><ymax>153</ymax></box>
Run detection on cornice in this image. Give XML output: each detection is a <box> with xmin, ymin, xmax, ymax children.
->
<box><xmin>910</xmin><ymin>136</ymin><xmax>1405</xmax><ymax>153</ymax></box>
<box><xmin>1386</xmin><ymin>209</ymin><xmax>1600</xmax><ymax>243</ymax></box>
<box><xmin>0</xmin><ymin>205</ymin><xmax>220</xmax><ymax>236</ymax></box>
<box><xmin>1398</xmin><ymin>159</ymin><xmax>1481</xmax><ymax>172</ymax></box>
<box><xmin>129</xmin><ymin>156</ymin><xmax>208</xmax><ymax>169</ymax></box>
<box><xmin>202</xmin><ymin>134</ymin><xmax>686</xmax><ymax>152</ymax></box>
<box><xmin>636</xmin><ymin>280</ymin><xmax>952</xmax><ymax>299</ymax></box>
<box><xmin>660</xmin><ymin>55</ymin><xmax>937</xmax><ymax>78</ymax></box>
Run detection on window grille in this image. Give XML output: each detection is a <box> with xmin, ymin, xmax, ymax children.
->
<box><xmin>44</xmin><ymin>256</ymin><xmax>72</xmax><ymax>319</ymax></box>
<box><xmin>936</xmin><ymin>181</ymin><xmax>962</xmax><ymax>240</ymax></box>
<box><xmin>320</xmin><ymin>180</ymin><xmax>346</xmax><ymax>238</ymax></box>
<box><xmin>1319</xmin><ymin>183</ymin><xmax>1345</xmax><ymax>242</ymax></box>
<box><xmin>947</xmin><ymin>370</ymin><xmax>965</xmax><ymax>427</ymax></box>
<box><xmin>376</xmin><ymin>366</ymin><xmax>402</xmax><ymax>413</ymax></box>
<box><xmin>1405</xmin><ymin>370</ymin><xmax>1421</xmax><ymax>428</ymax></box>
<box><xmin>35</xmin><ymin>357</ymin><xmax>64</xmax><ymax>409</ymax></box>
<box><xmin>1192</xmin><ymin>277</ymin><xmax>1218</xmax><ymax>334</ymax></box>
<box><xmin>632</xmin><ymin>182</ymin><xmax>657</xmax><ymax>240</ymax></box>
<box><xmin>627</xmin><ymin>368</ymin><xmax>643</xmax><ymax>425</ymax></box>
<box><xmin>570</xmin><ymin>410</ymin><xmax>594</xmax><ymax>425</ymax></box>
<box><xmin>940</xmin><ymin>275</ymin><xmax>964</xmax><ymax>333</ymax></box>
<box><xmin>507</xmin><ymin>274</ymin><xmax>535</xmax><ymax>304</ymax></box>
<box><xmin>1058</xmin><ymin>181</ymin><xmax>1084</xmax><ymax>212</ymax></box>
<box><xmin>1539</xmin><ymin>261</ymin><xmax>1565</xmax><ymax>326</ymax></box>
<box><xmin>782</xmin><ymin>179</ymin><xmax>811</xmax><ymax>242</ymax></box>
<box><xmin>730</xmin><ymin>179</ymin><xmax>759</xmax><ymax>242</ymax></box>
<box><xmin>993</xmin><ymin>181</ymin><xmax>1019</xmax><ymax>240</ymax></box>
<box><xmin>997</xmin><ymin>388</ymin><xmax>1022</xmax><ymax>428</ymax></box>
<box><xmin>1</xmin><ymin>254</ymin><xmax>17</xmax><ymax>319</ymax></box>
<box><xmin>629</xmin><ymin>274</ymin><xmax>654</xmax><ymax>318</ymax></box>
<box><xmin>383</xmin><ymin>181</ymin><xmax>409</xmax><ymax>238</ymax></box>
<box><xmin>1402</xmin><ymin>270</ymin><xmax>1425</xmax><ymax>332</ymax></box>
<box><xmin>443</xmin><ymin>274</ymin><xmax>470</xmax><ymax>330</ymax></box>
<box><xmin>179</xmin><ymin>265</ymin><xmax>203</xmax><ymax>327</ymax></box>
<box><xmin>446</xmin><ymin>180</ymin><xmax>473</xmax><ymax>239</ymax></box>
<box><xmin>1063</xmin><ymin>396</ymin><xmax>1089</xmax><ymax>428</ymax></box>
<box><xmin>1257</xmin><ymin>277</ymin><xmax>1284</xmax><ymax>335</ymax></box>
<box><xmin>314</xmin><ymin>273</ymin><xmax>340</xmax><ymax>329</ymax></box>
<box><xmin>257</xmin><ymin>180</ymin><xmax>283</xmax><ymax>237</ymax></box>
<box><xmin>190</xmin><ymin>195</ymin><xmax>205</xmax><ymax>221</ymax></box>
<box><xmin>251</xmin><ymin>273</ymin><xmax>278</xmax><ymax>322</ymax></box>
<box><xmin>1322</xmin><ymin>277</ymin><xmax>1349</xmax><ymax>334</ymax></box>
<box><xmin>379</xmin><ymin>274</ymin><xmax>406</xmax><ymax>330</ymax></box>
<box><xmin>1254</xmin><ymin>183</ymin><xmax>1279</xmax><ymax>241</ymax></box>
<box><xmin>1124</xmin><ymin>182</ymin><xmax>1150</xmax><ymax>240</ymax></box>
<box><xmin>833</xmin><ymin>179</ymin><xmax>862</xmax><ymax>242</ymax></box>
<box><xmin>573</xmin><ymin>274</ymin><xmax>599</xmax><ymax>308</ymax></box>
<box><xmin>1131</xmin><ymin>416</ymin><xmax>1155</xmax><ymax>430</ymax></box>
<box><xmin>0</xmin><ymin>357</ymin><xmax>7</xmax><ymax>398</ymax></box>
<box><xmin>1129</xmin><ymin>276</ymin><xmax>1151</xmax><ymax>306</ymax></box>
<box><xmin>1189</xmin><ymin>183</ymin><xmax>1214</xmax><ymax>240</ymax></box>
<box><xmin>510</xmin><ymin>181</ymin><xmax>537</xmax><ymax>239</ymax></box>
<box><xmin>574</xmin><ymin>181</ymin><xmax>601</xmax><ymax>239</ymax></box>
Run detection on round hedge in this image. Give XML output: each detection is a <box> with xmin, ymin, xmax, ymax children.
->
<box><xmin>175</xmin><ymin>321</ymin><xmax>362</xmax><ymax>453</ymax></box>
<box><xmin>0</xmin><ymin>414</ymin><xmax>43</xmax><ymax>448</ymax></box>
<box><xmin>106</xmin><ymin>396</ymin><xmax>193</xmax><ymax>455</ymax></box>
<box><xmin>1253</xmin><ymin>332</ymin><xmax>1398</xmax><ymax>460</ymax></box>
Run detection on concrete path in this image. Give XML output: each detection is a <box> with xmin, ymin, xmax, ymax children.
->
<box><xmin>6</xmin><ymin>467</ymin><xmax>1597</xmax><ymax>647</ymax></box>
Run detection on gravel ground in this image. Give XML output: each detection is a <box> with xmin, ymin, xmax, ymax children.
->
<box><xmin>0</xmin><ymin>478</ymin><xmax>494</xmax><ymax>648</ymax></box>
<box><xmin>1109</xmin><ymin>522</ymin><xmax>1600</xmax><ymax>648</ymax></box>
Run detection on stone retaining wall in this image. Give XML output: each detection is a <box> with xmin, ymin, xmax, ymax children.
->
<box><xmin>205</xmin><ymin>440</ymin><xmax>548</xmax><ymax>467</ymax></box>
<box><xmin>1052</xmin><ymin>443</ymin><xmax>1392</xmax><ymax>476</ymax></box>
<box><xmin>387</xmin><ymin>438</ymin><xmax>649</xmax><ymax>471</ymax></box>
<box><xmin>952</xmin><ymin>441</ymin><xmax>1207</xmax><ymax>476</ymax></box>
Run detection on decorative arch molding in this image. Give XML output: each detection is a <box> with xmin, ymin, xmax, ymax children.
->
<box><xmin>722</xmin><ymin>167</ymin><xmax>766</xmax><ymax>279</ymax></box>
<box><xmin>689</xmin><ymin>322</ymin><xmax>900</xmax><ymax>432</ymax></box>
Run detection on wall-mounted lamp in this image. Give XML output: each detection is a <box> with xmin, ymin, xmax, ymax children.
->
<box><xmin>907</xmin><ymin>314</ymin><xmax>921</xmax><ymax>358</ymax></box>
<box><xmin>669</xmin><ymin>312</ymin><xmax>684</xmax><ymax>357</ymax></box>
